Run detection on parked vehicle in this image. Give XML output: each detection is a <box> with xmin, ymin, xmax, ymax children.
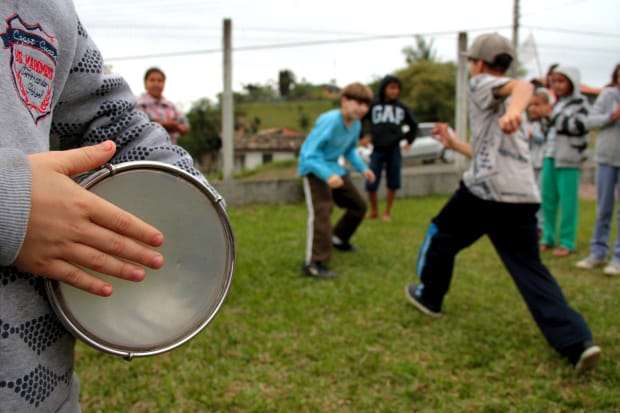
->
<box><xmin>356</xmin><ymin>122</ymin><xmax>454</xmax><ymax>165</ymax></box>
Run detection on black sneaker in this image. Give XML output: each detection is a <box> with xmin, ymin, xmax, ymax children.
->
<box><xmin>332</xmin><ymin>236</ymin><xmax>357</xmax><ymax>252</ymax></box>
<box><xmin>404</xmin><ymin>284</ymin><xmax>442</xmax><ymax>318</ymax></box>
<box><xmin>574</xmin><ymin>344</ymin><xmax>601</xmax><ymax>375</ymax></box>
<box><xmin>302</xmin><ymin>261</ymin><xmax>337</xmax><ymax>279</ymax></box>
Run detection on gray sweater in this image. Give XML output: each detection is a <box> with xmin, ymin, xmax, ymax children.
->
<box><xmin>0</xmin><ymin>1</ymin><xmax>212</xmax><ymax>411</ymax></box>
<box><xmin>544</xmin><ymin>66</ymin><xmax>590</xmax><ymax>169</ymax></box>
<box><xmin>589</xmin><ymin>87</ymin><xmax>620</xmax><ymax>166</ymax></box>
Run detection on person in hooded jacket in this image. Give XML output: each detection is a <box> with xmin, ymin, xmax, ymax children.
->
<box><xmin>540</xmin><ymin>66</ymin><xmax>590</xmax><ymax>257</ymax></box>
<box><xmin>362</xmin><ymin>75</ymin><xmax>418</xmax><ymax>221</ymax></box>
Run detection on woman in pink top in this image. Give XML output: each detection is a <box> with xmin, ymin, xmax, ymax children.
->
<box><xmin>137</xmin><ymin>67</ymin><xmax>189</xmax><ymax>145</ymax></box>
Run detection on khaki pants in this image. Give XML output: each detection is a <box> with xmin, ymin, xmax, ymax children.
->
<box><xmin>303</xmin><ymin>174</ymin><xmax>367</xmax><ymax>264</ymax></box>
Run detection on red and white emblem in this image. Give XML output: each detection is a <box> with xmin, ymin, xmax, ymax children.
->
<box><xmin>1</xmin><ymin>15</ymin><xmax>58</xmax><ymax>124</ymax></box>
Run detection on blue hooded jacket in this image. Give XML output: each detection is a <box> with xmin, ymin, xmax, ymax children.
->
<box><xmin>298</xmin><ymin>109</ymin><xmax>368</xmax><ymax>181</ymax></box>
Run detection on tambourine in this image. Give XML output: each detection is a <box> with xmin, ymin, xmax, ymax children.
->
<box><xmin>45</xmin><ymin>161</ymin><xmax>234</xmax><ymax>359</ymax></box>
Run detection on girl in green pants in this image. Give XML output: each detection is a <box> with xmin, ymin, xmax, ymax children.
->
<box><xmin>541</xmin><ymin>158</ymin><xmax>581</xmax><ymax>253</ymax></box>
<box><xmin>540</xmin><ymin>66</ymin><xmax>590</xmax><ymax>256</ymax></box>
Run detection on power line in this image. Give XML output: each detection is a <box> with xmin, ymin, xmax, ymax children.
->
<box><xmin>537</xmin><ymin>43</ymin><xmax>619</xmax><ymax>54</ymax></box>
<box><xmin>104</xmin><ymin>26</ymin><xmax>511</xmax><ymax>62</ymax></box>
<box><xmin>88</xmin><ymin>23</ymin><xmax>382</xmax><ymax>37</ymax></box>
<box><xmin>523</xmin><ymin>25</ymin><xmax>620</xmax><ymax>38</ymax></box>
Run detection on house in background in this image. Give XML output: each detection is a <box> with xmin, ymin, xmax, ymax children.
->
<box><xmin>234</xmin><ymin>127</ymin><xmax>305</xmax><ymax>171</ymax></box>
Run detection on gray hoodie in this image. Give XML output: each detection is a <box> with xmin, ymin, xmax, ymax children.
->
<box><xmin>545</xmin><ymin>66</ymin><xmax>590</xmax><ymax>168</ymax></box>
<box><xmin>0</xmin><ymin>1</ymin><xmax>215</xmax><ymax>411</ymax></box>
<box><xmin>588</xmin><ymin>86</ymin><xmax>620</xmax><ymax>166</ymax></box>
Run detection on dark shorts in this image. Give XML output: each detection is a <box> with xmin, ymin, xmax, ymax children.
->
<box><xmin>365</xmin><ymin>145</ymin><xmax>402</xmax><ymax>192</ymax></box>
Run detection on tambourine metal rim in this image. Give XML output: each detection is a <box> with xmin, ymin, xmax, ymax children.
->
<box><xmin>44</xmin><ymin>161</ymin><xmax>235</xmax><ymax>359</ymax></box>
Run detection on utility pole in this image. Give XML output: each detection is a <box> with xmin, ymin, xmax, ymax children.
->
<box><xmin>455</xmin><ymin>32</ymin><xmax>468</xmax><ymax>170</ymax></box>
<box><xmin>511</xmin><ymin>0</ymin><xmax>520</xmax><ymax>77</ymax></box>
<box><xmin>222</xmin><ymin>18</ymin><xmax>234</xmax><ymax>181</ymax></box>
<box><xmin>455</xmin><ymin>32</ymin><xmax>468</xmax><ymax>142</ymax></box>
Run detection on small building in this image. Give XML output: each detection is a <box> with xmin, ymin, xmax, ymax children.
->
<box><xmin>234</xmin><ymin>128</ymin><xmax>305</xmax><ymax>171</ymax></box>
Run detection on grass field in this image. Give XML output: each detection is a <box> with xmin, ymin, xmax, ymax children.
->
<box><xmin>76</xmin><ymin>197</ymin><xmax>620</xmax><ymax>412</ymax></box>
<box><xmin>238</xmin><ymin>100</ymin><xmax>336</xmax><ymax>131</ymax></box>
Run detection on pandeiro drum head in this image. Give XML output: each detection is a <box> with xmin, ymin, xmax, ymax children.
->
<box><xmin>45</xmin><ymin>161</ymin><xmax>234</xmax><ymax>359</ymax></box>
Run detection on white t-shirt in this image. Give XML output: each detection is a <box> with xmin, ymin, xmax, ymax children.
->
<box><xmin>462</xmin><ymin>74</ymin><xmax>540</xmax><ymax>203</ymax></box>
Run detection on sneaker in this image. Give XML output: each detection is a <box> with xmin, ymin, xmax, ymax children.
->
<box><xmin>302</xmin><ymin>261</ymin><xmax>337</xmax><ymax>279</ymax></box>
<box><xmin>574</xmin><ymin>345</ymin><xmax>601</xmax><ymax>375</ymax></box>
<box><xmin>332</xmin><ymin>236</ymin><xmax>357</xmax><ymax>252</ymax></box>
<box><xmin>576</xmin><ymin>255</ymin><xmax>606</xmax><ymax>270</ymax></box>
<box><xmin>404</xmin><ymin>284</ymin><xmax>442</xmax><ymax>318</ymax></box>
<box><xmin>603</xmin><ymin>261</ymin><xmax>620</xmax><ymax>276</ymax></box>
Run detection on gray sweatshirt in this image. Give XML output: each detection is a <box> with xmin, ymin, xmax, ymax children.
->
<box><xmin>544</xmin><ymin>66</ymin><xmax>590</xmax><ymax>169</ymax></box>
<box><xmin>0</xmin><ymin>1</ymin><xmax>213</xmax><ymax>411</ymax></box>
<box><xmin>589</xmin><ymin>87</ymin><xmax>620</xmax><ymax>166</ymax></box>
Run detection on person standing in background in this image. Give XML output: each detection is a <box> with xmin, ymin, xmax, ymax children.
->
<box><xmin>363</xmin><ymin>75</ymin><xmax>418</xmax><ymax>222</ymax></box>
<box><xmin>576</xmin><ymin>64</ymin><xmax>620</xmax><ymax>274</ymax></box>
<box><xmin>137</xmin><ymin>67</ymin><xmax>189</xmax><ymax>145</ymax></box>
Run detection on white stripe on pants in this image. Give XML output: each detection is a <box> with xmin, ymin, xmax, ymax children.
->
<box><xmin>303</xmin><ymin>177</ymin><xmax>315</xmax><ymax>265</ymax></box>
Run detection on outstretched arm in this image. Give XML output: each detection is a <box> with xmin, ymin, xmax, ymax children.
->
<box><xmin>432</xmin><ymin>123</ymin><xmax>473</xmax><ymax>158</ymax></box>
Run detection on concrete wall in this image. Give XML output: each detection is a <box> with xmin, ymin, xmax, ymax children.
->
<box><xmin>212</xmin><ymin>164</ymin><xmax>463</xmax><ymax>206</ymax></box>
<box><xmin>273</xmin><ymin>152</ymin><xmax>296</xmax><ymax>162</ymax></box>
<box><xmin>211</xmin><ymin>161</ymin><xmax>597</xmax><ymax>207</ymax></box>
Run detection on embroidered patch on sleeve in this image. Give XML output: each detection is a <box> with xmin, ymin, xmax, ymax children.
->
<box><xmin>1</xmin><ymin>14</ymin><xmax>57</xmax><ymax>124</ymax></box>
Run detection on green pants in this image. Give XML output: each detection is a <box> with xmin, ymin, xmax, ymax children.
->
<box><xmin>541</xmin><ymin>157</ymin><xmax>580</xmax><ymax>250</ymax></box>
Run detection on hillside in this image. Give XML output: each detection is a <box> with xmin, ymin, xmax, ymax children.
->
<box><xmin>238</xmin><ymin>99</ymin><xmax>336</xmax><ymax>131</ymax></box>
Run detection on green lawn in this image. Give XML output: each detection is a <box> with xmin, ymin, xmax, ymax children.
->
<box><xmin>238</xmin><ymin>100</ymin><xmax>336</xmax><ymax>131</ymax></box>
<box><xmin>76</xmin><ymin>197</ymin><xmax>620</xmax><ymax>412</ymax></box>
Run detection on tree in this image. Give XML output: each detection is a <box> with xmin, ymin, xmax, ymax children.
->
<box><xmin>395</xmin><ymin>35</ymin><xmax>455</xmax><ymax>124</ymax></box>
<box><xmin>402</xmin><ymin>35</ymin><xmax>437</xmax><ymax>65</ymax></box>
<box><xmin>178</xmin><ymin>98</ymin><xmax>222</xmax><ymax>165</ymax></box>
<box><xmin>298</xmin><ymin>106</ymin><xmax>310</xmax><ymax>131</ymax></box>
<box><xmin>278</xmin><ymin>69</ymin><xmax>296</xmax><ymax>98</ymax></box>
<box><xmin>242</xmin><ymin>83</ymin><xmax>277</xmax><ymax>102</ymax></box>
<box><xmin>395</xmin><ymin>60</ymin><xmax>456</xmax><ymax>123</ymax></box>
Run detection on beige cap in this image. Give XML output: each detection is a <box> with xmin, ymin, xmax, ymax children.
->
<box><xmin>465</xmin><ymin>33</ymin><xmax>515</xmax><ymax>63</ymax></box>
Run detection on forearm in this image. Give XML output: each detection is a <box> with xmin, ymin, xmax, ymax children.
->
<box><xmin>556</xmin><ymin>112</ymin><xmax>588</xmax><ymax>136</ymax></box>
<box><xmin>452</xmin><ymin>139</ymin><xmax>473</xmax><ymax>158</ymax></box>
<box><xmin>586</xmin><ymin>113</ymin><xmax>612</xmax><ymax>130</ymax></box>
<box><xmin>506</xmin><ymin>81</ymin><xmax>534</xmax><ymax>116</ymax></box>
<box><xmin>344</xmin><ymin>148</ymin><xmax>368</xmax><ymax>173</ymax></box>
<box><xmin>0</xmin><ymin>149</ymin><xmax>32</xmax><ymax>265</ymax></box>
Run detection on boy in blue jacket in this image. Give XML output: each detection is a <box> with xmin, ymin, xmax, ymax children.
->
<box><xmin>298</xmin><ymin>83</ymin><xmax>375</xmax><ymax>278</ymax></box>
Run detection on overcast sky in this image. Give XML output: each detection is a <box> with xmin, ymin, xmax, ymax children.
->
<box><xmin>73</xmin><ymin>0</ymin><xmax>619</xmax><ymax>111</ymax></box>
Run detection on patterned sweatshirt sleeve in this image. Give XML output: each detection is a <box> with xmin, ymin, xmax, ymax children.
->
<box><xmin>0</xmin><ymin>150</ymin><xmax>31</xmax><ymax>266</ymax></box>
<box><xmin>50</xmin><ymin>18</ymin><xmax>215</xmax><ymax>192</ymax></box>
<box><xmin>554</xmin><ymin>100</ymin><xmax>589</xmax><ymax>137</ymax></box>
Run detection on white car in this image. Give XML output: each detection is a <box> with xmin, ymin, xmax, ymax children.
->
<box><xmin>356</xmin><ymin>122</ymin><xmax>454</xmax><ymax>165</ymax></box>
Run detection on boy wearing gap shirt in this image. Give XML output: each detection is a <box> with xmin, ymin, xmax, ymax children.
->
<box><xmin>363</xmin><ymin>75</ymin><xmax>418</xmax><ymax>221</ymax></box>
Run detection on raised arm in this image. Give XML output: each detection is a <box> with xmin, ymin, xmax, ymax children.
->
<box><xmin>495</xmin><ymin>80</ymin><xmax>534</xmax><ymax>134</ymax></box>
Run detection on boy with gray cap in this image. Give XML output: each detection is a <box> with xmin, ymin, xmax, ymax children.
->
<box><xmin>404</xmin><ymin>33</ymin><xmax>600</xmax><ymax>373</ymax></box>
